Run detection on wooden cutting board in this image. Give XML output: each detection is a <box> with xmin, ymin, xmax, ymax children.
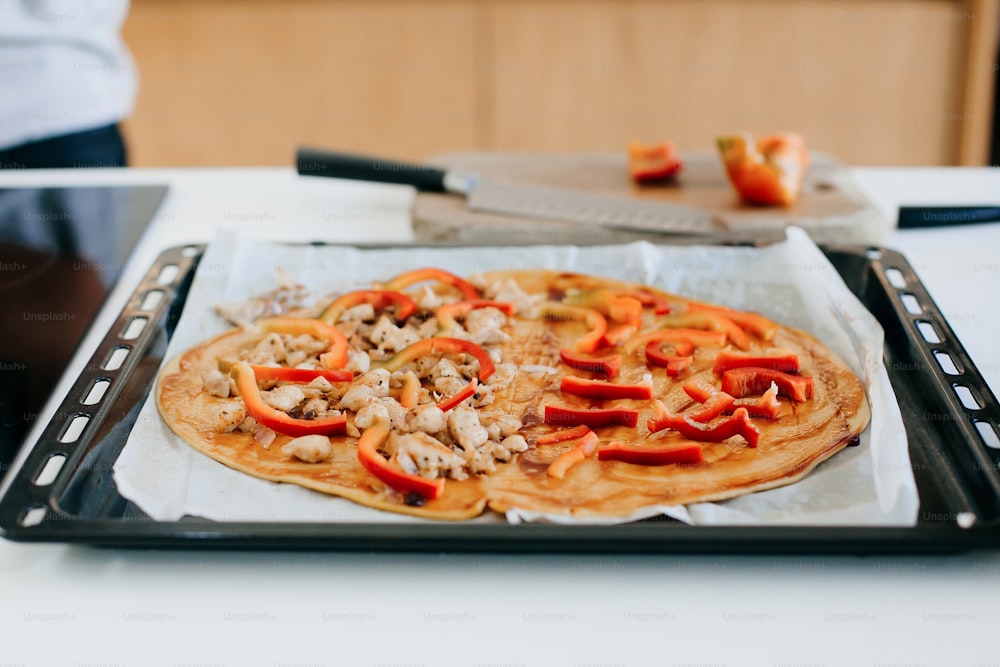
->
<box><xmin>412</xmin><ymin>152</ymin><xmax>889</xmax><ymax>245</ymax></box>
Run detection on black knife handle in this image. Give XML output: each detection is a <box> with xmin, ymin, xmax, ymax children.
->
<box><xmin>296</xmin><ymin>147</ymin><xmax>448</xmax><ymax>193</ymax></box>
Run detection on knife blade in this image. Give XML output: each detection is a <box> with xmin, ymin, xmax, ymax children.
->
<box><xmin>296</xmin><ymin>147</ymin><xmax>721</xmax><ymax>235</ymax></box>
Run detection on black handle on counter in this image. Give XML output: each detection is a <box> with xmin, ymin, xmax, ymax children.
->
<box><xmin>296</xmin><ymin>147</ymin><xmax>448</xmax><ymax>193</ymax></box>
<box><xmin>898</xmin><ymin>206</ymin><xmax>1000</xmax><ymax>228</ymax></box>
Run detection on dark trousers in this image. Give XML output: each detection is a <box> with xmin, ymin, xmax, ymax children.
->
<box><xmin>0</xmin><ymin>124</ymin><xmax>128</xmax><ymax>169</ymax></box>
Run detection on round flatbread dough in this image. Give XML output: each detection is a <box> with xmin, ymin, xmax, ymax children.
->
<box><xmin>156</xmin><ymin>269</ymin><xmax>870</xmax><ymax>521</ymax></box>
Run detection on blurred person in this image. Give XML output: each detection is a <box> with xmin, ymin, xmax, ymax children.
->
<box><xmin>0</xmin><ymin>0</ymin><xmax>136</xmax><ymax>169</ymax></box>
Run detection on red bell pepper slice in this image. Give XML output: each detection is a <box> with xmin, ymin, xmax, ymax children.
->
<box><xmin>717</xmin><ymin>132</ymin><xmax>809</xmax><ymax>206</ymax></box>
<box><xmin>686</xmin><ymin>302</ymin><xmax>778</xmax><ymax>342</ymax></box>
<box><xmin>231</xmin><ymin>362</ymin><xmax>347</xmax><ymax>437</ymax></box>
<box><xmin>628</xmin><ymin>140</ymin><xmax>683</xmax><ymax>183</ymax></box>
<box><xmin>659</xmin><ymin>311</ymin><xmax>750</xmax><ymax>351</ymax></box>
<box><xmin>257</xmin><ymin>316</ymin><xmax>350</xmax><ymax>370</ymax></box>
<box><xmin>249</xmin><ymin>365</ymin><xmax>354</xmax><ymax>384</ymax></box>
<box><xmin>319</xmin><ymin>289</ymin><xmax>416</xmax><ymax>324</ymax></box>
<box><xmin>436</xmin><ymin>299</ymin><xmax>515</xmax><ymax>331</ymax></box>
<box><xmin>712</xmin><ymin>348</ymin><xmax>800</xmax><ymax>374</ymax></box>
<box><xmin>544</xmin><ymin>405</ymin><xmax>639</xmax><ymax>428</ymax></box>
<box><xmin>436</xmin><ymin>378</ymin><xmax>478</xmax><ymax>412</ymax></box>
<box><xmin>546</xmin><ymin>430</ymin><xmax>600</xmax><ymax>479</ymax></box>
<box><xmin>536</xmin><ymin>424</ymin><xmax>592</xmax><ymax>445</ymax></box>
<box><xmin>644</xmin><ymin>341</ymin><xmax>693</xmax><ymax>376</ymax></box>
<box><xmin>721</xmin><ymin>367</ymin><xmax>813</xmax><ymax>403</ymax></box>
<box><xmin>356</xmin><ymin>419</ymin><xmax>445</xmax><ymax>500</ymax></box>
<box><xmin>681</xmin><ymin>380</ymin><xmax>737</xmax><ymax>421</ymax></box>
<box><xmin>539</xmin><ymin>303</ymin><xmax>608</xmax><ymax>354</ymax></box>
<box><xmin>623</xmin><ymin>328</ymin><xmax>727</xmax><ymax>355</ymax></box>
<box><xmin>727</xmin><ymin>381</ymin><xmax>782</xmax><ymax>419</ymax></box>
<box><xmin>374</xmin><ymin>337</ymin><xmax>495</xmax><ymax>382</ymax></box>
<box><xmin>598</xmin><ymin>440</ymin><xmax>704</xmax><ymax>466</ymax></box>
<box><xmin>648</xmin><ymin>404</ymin><xmax>760</xmax><ymax>448</ymax></box>
<box><xmin>559</xmin><ymin>376</ymin><xmax>653</xmax><ymax>401</ymax></box>
<box><xmin>559</xmin><ymin>349</ymin><xmax>621</xmax><ymax>378</ymax></box>
<box><xmin>687</xmin><ymin>391</ymin><xmax>736</xmax><ymax>423</ymax></box>
<box><xmin>381</xmin><ymin>267</ymin><xmax>480</xmax><ymax>301</ymax></box>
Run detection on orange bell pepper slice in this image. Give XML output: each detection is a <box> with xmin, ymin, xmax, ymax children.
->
<box><xmin>257</xmin><ymin>316</ymin><xmax>350</xmax><ymax>369</ymax></box>
<box><xmin>319</xmin><ymin>289</ymin><xmax>416</xmax><ymax>324</ymax></box>
<box><xmin>539</xmin><ymin>303</ymin><xmax>608</xmax><ymax>354</ymax></box>
<box><xmin>546</xmin><ymin>430</ymin><xmax>600</xmax><ymax>479</ymax></box>
<box><xmin>381</xmin><ymin>267</ymin><xmax>479</xmax><ymax>301</ymax></box>
<box><xmin>373</xmin><ymin>336</ymin><xmax>495</xmax><ymax>382</ymax></box>
<box><xmin>356</xmin><ymin>419</ymin><xmax>445</xmax><ymax>500</ymax></box>
<box><xmin>436</xmin><ymin>299</ymin><xmax>514</xmax><ymax>331</ymax></box>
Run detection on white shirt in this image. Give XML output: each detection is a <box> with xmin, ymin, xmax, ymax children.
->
<box><xmin>0</xmin><ymin>0</ymin><xmax>136</xmax><ymax>150</ymax></box>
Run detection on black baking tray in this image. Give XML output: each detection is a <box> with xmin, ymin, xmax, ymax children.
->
<box><xmin>1</xmin><ymin>241</ymin><xmax>999</xmax><ymax>554</ymax></box>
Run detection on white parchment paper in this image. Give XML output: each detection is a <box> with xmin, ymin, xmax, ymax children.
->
<box><xmin>113</xmin><ymin>229</ymin><xmax>919</xmax><ymax>526</ymax></box>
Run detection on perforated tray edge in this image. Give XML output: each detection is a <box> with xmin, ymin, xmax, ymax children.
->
<box><xmin>1</xmin><ymin>242</ymin><xmax>999</xmax><ymax>554</ymax></box>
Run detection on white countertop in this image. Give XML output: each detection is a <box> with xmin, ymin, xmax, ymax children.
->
<box><xmin>1</xmin><ymin>165</ymin><xmax>999</xmax><ymax>666</ymax></box>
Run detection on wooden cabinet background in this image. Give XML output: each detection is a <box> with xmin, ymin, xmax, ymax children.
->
<box><xmin>121</xmin><ymin>0</ymin><xmax>999</xmax><ymax>167</ymax></box>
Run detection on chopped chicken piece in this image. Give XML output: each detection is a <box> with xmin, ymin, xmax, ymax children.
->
<box><xmin>482</xmin><ymin>413</ymin><xmax>522</xmax><ymax>437</ymax></box>
<box><xmin>300</xmin><ymin>397</ymin><xmax>330</xmax><ymax>419</ymax></box>
<box><xmin>447</xmin><ymin>405</ymin><xmax>489</xmax><ymax>451</ymax></box>
<box><xmin>417</xmin><ymin>318</ymin><xmax>439</xmax><ymax>338</ymax></box>
<box><xmin>434</xmin><ymin>375</ymin><xmax>468</xmax><ymax>397</ymax></box>
<box><xmin>287</xmin><ymin>333</ymin><xmax>328</xmax><ymax>356</ymax></box>
<box><xmin>490</xmin><ymin>443</ymin><xmax>512</xmax><ymax>462</ymax></box>
<box><xmin>488</xmin><ymin>278</ymin><xmax>539</xmax><ymax>315</ymax></box>
<box><xmin>216</xmin><ymin>401</ymin><xmax>246</xmax><ymax>432</ymax></box>
<box><xmin>369</xmin><ymin>315</ymin><xmax>420</xmax><ymax>352</ymax></box>
<box><xmin>415</xmin><ymin>285</ymin><xmax>442</xmax><ymax>310</ymax></box>
<box><xmin>261</xmin><ymin>385</ymin><xmax>305</xmax><ymax>412</ymax></box>
<box><xmin>340</xmin><ymin>303</ymin><xmax>375</xmax><ymax>323</ymax></box>
<box><xmin>345</xmin><ymin>349</ymin><xmax>371</xmax><ymax>373</ymax></box>
<box><xmin>403</xmin><ymin>404</ymin><xmax>447</xmax><ymax>434</ymax></box>
<box><xmin>202</xmin><ymin>369</ymin><xmax>231</xmax><ymax>398</ymax></box>
<box><xmin>387</xmin><ymin>431</ymin><xmax>468</xmax><ymax>481</ymax></box>
<box><xmin>308</xmin><ymin>376</ymin><xmax>334</xmax><ymax>393</ymax></box>
<box><xmin>355</xmin><ymin>402</ymin><xmax>391</xmax><ymax>429</ymax></box>
<box><xmin>285</xmin><ymin>350</ymin><xmax>308</xmax><ymax>367</ymax></box>
<box><xmin>501</xmin><ymin>434</ymin><xmax>528</xmax><ymax>452</ymax></box>
<box><xmin>339</xmin><ymin>368</ymin><xmax>391</xmax><ymax>411</ymax></box>
<box><xmin>377</xmin><ymin>397</ymin><xmax>407</xmax><ymax>429</ymax></box>
<box><xmin>251</xmin><ymin>332</ymin><xmax>287</xmax><ymax>364</ymax></box>
<box><xmin>430</xmin><ymin>358</ymin><xmax>461</xmax><ymax>381</ymax></box>
<box><xmin>464</xmin><ymin>307</ymin><xmax>510</xmax><ymax>345</ymax></box>
<box><xmin>237</xmin><ymin>416</ymin><xmax>257</xmax><ymax>433</ymax></box>
<box><xmin>281</xmin><ymin>434</ymin><xmax>332</xmax><ymax>463</ymax></box>
<box><xmin>463</xmin><ymin>448</ymin><xmax>496</xmax><ymax>475</ymax></box>
<box><xmin>393</xmin><ymin>450</ymin><xmax>420</xmax><ymax>475</ymax></box>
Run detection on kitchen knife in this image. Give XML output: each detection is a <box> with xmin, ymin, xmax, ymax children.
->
<box><xmin>296</xmin><ymin>147</ymin><xmax>721</xmax><ymax>235</ymax></box>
